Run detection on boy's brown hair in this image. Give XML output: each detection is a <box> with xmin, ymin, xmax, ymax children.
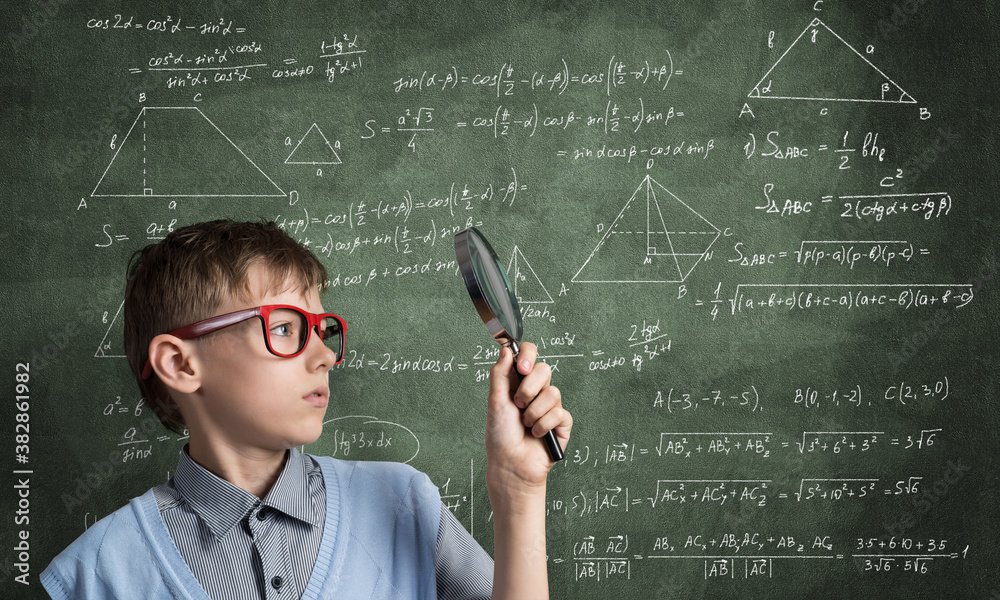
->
<box><xmin>124</xmin><ymin>219</ymin><xmax>327</xmax><ymax>433</ymax></box>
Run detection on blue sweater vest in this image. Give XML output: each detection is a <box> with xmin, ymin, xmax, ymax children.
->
<box><xmin>41</xmin><ymin>457</ymin><xmax>441</xmax><ymax>599</ymax></box>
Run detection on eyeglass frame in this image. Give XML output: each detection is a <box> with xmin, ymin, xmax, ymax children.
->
<box><xmin>140</xmin><ymin>304</ymin><xmax>346</xmax><ymax>380</ymax></box>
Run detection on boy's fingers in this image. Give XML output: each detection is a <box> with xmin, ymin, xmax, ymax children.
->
<box><xmin>513</xmin><ymin>362</ymin><xmax>552</xmax><ymax>409</ymax></box>
<box><xmin>515</xmin><ymin>342</ymin><xmax>538</xmax><ymax>376</ymax></box>
<box><xmin>520</xmin><ymin>384</ymin><xmax>561</xmax><ymax>427</ymax></box>
<box><xmin>488</xmin><ymin>346</ymin><xmax>515</xmax><ymax>403</ymax></box>
<box><xmin>530</xmin><ymin>405</ymin><xmax>572</xmax><ymax>440</ymax></box>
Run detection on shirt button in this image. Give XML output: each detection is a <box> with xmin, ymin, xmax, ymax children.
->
<box><xmin>257</xmin><ymin>508</ymin><xmax>269</xmax><ymax>521</ymax></box>
<box><xmin>271</xmin><ymin>575</ymin><xmax>283</xmax><ymax>590</ymax></box>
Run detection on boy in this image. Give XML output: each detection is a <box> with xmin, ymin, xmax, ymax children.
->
<box><xmin>41</xmin><ymin>220</ymin><xmax>572</xmax><ymax>599</ymax></box>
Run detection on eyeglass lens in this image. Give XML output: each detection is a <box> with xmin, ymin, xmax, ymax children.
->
<box><xmin>265</xmin><ymin>308</ymin><xmax>342</xmax><ymax>358</ymax></box>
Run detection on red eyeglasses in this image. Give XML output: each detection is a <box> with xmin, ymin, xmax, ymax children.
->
<box><xmin>141</xmin><ymin>305</ymin><xmax>346</xmax><ymax>379</ymax></box>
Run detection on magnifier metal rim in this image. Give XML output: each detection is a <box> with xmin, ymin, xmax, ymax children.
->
<box><xmin>454</xmin><ymin>227</ymin><xmax>523</xmax><ymax>345</ymax></box>
<box><xmin>454</xmin><ymin>227</ymin><xmax>564</xmax><ymax>463</ymax></box>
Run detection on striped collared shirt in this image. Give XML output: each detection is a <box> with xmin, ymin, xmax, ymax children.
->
<box><xmin>152</xmin><ymin>448</ymin><xmax>492</xmax><ymax>599</ymax></box>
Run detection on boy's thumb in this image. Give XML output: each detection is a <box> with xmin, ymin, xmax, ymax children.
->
<box><xmin>487</xmin><ymin>346</ymin><xmax>515</xmax><ymax>400</ymax></box>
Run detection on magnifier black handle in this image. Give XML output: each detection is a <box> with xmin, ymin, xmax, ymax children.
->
<box><xmin>540</xmin><ymin>424</ymin><xmax>565</xmax><ymax>462</ymax></box>
<box><xmin>509</xmin><ymin>342</ymin><xmax>565</xmax><ymax>462</ymax></box>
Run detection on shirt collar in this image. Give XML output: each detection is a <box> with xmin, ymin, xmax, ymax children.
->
<box><xmin>172</xmin><ymin>446</ymin><xmax>321</xmax><ymax>540</ymax></box>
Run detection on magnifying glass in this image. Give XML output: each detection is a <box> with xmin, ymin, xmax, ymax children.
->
<box><xmin>454</xmin><ymin>227</ymin><xmax>564</xmax><ymax>462</ymax></box>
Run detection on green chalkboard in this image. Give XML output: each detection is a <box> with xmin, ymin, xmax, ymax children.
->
<box><xmin>2</xmin><ymin>0</ymin><xmax>998</xmax><ymax>598</ymax></box>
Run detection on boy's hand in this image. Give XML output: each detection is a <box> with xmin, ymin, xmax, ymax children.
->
<box><xmin>485</xmin><ymin>342</ymin><xmax>572</xmax><ymax>500</ymax></box>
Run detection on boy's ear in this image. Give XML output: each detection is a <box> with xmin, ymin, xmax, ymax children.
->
<box><xmin>147</xmin><ymin>334</ymin><xmax>201</xmax><ymax>394</ymax></box>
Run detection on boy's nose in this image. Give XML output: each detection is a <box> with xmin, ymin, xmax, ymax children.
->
<box><xmin>307</xmin><ymin>327</ymin><xmax>338</xmax><ymax>371</ymax></box>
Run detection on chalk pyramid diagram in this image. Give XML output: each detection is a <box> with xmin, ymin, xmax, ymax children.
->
<box><xmin>507</xmin><ymin>246</ymin><xmax>553</xmax><ymax>304</ymax></box>
<box><xmin>95</xmin><ymin>301</ymin><xmax>125</xmax><ymax>358</ymax></box>
<box><xmin>749</xmin><ymin>18</ymin><xmax>915</xmax><ymax>103</ymax></box>
<box><xmin>92</xmin><ymin>107</ymin><xmax>287</xmax><ymax>197</ymax></box>
<box><xmin>285</xmin><ymin>123</ymin><xmax>342</xmax><ymax>165</ymax></box>
<box><xmin>573</xmin><ymin>175</ymin><xmax>720</xmax><ymax>283</ymax></box>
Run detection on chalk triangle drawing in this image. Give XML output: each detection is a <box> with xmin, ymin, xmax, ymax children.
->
<box><xmin>507</xmin><ymin>246</ymin><xmax>554</xmax><ymax>304</ymax></box>
<box><xmin>92</xmin><ymin>107</ymin><xmax>287</xmax><ymax>197</ymax></box>
<box><xmin>573</xmin><ymin>175</ymin><xmax>720</xmax><ymax>283</ymax></box>
<box><xmin>95</xmin><ymin>300</ymin><xmax>126</xmax><ymax>358</ymax></box>
<box><xmin>749</xmin><ymin>18</ymin><xmax>915</xmax><ymax>103</ymax></box>
<box><xmin>285</xmin><ymin>123</ymin><xmax>342</xmax><ymax>165</ymax></box>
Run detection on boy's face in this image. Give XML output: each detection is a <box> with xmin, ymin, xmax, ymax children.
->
<box><xmin>189</xmin><ymin>265</ymin><xmax>336</xmax><ymax>454</ymax></box>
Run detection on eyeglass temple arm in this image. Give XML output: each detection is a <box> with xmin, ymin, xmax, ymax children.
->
<box><xmin>171</xmin><ymin>307</ymin><xmax>262</xmax><ymax>339</ymax></box>
<box><xmin>141</xmin><ymin>307</ymin><xmax>263</xmax><ymax>379</ymax></box>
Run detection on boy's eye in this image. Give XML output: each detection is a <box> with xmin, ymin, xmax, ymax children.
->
<box><xmin>270</xmin><ymin>322</ymin><xmax>294</xmax><ymax>337</ymax></box>
<box><xmin>266</xmin><ymin>308</ymin><xmax>308</xmax><ymax>352</ymax></box>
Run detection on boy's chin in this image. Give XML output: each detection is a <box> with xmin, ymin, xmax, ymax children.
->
<box><xmin>294</xmin><ymin>421</ymin><xmax>326</xmax><ymax>447</ymax></box>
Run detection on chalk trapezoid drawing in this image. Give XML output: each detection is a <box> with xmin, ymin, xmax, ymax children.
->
<box><xmin>749</xmin><ymin>18</ymin><xmax>915</xmax><ymax>103</ymax></box>
<box><xmin>573</xmin><ymin>175</ymin><xmax>720</xmax><ymax>284</ymax></box>
<box><xmin>95</xmin><ymin>300</ymin><xmax>125</xmax><ymax>358</ymax></box>
<box><xmin>92</xmin><ymin>107</ymin><xmax>286</xmax><ymax>197</ymax></box>
<box><xmin>285</xmin><ymin>123</ymin><xmax>343</xmax><ymax>165</ymax></box>
<box><xmin>507</xmin><ymin>246</ymin><xmax>554</xmax><ymax>304</ymax></box>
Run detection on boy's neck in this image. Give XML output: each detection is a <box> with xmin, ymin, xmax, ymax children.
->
<box><xmin>186</xmin><ymin>439</ymin><xmax>289</xmax><ymax>499</ymax></box>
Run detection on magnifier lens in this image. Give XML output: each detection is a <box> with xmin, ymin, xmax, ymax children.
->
<box><xmin>468</xmin><ymin>232</ymin><xmax>522</xmax><ymax>342</ymax></box>
<box><xmin>455</xmin><ymin>226</ymin><xmax>562</xmax><ymax>462</ymax></box>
